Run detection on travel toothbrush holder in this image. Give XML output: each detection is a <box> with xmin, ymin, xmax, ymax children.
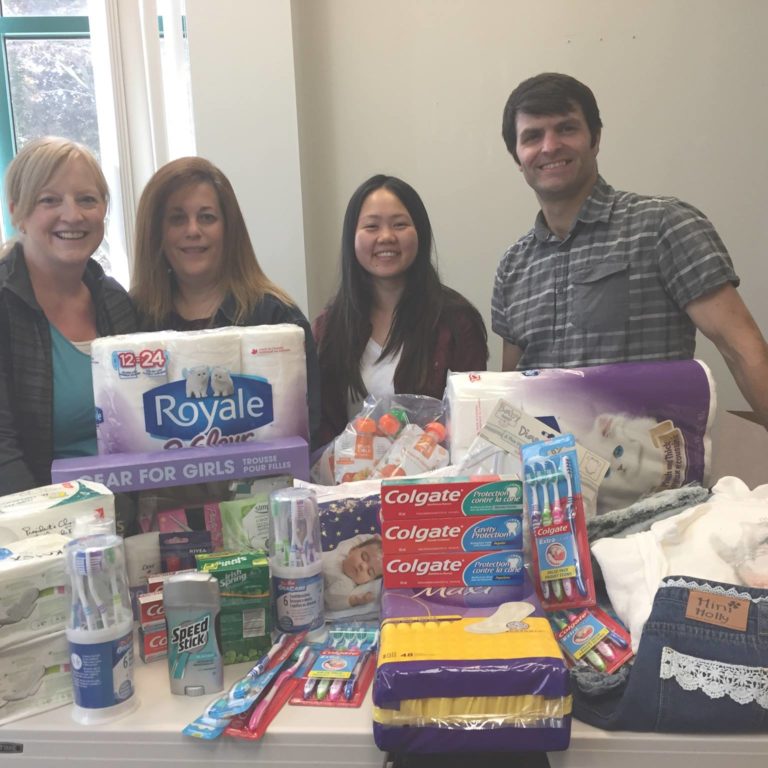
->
<box><xmin>64</xmin><ymin>533</ymin><xmax>137</xmax><ymax>724</ymax></box>
<box><xmin>269</xmin><ymin>488</ymin><xmax>325</xmax><ymax>638</ymax></box>
<box><xmin>521</xmin><ymin>434</ymin><xmax>595</xmax><ymax>612</ymax></box>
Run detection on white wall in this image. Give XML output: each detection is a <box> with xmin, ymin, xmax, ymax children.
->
<box><xmin>188</xmin><ymin>0</ymin><xmax>768</xmax><ymax>413</ymax></box>
<box><xmin>184</xmin><ymin>0</ymin><xmax>308</xmax><ymax>312</ymax></box>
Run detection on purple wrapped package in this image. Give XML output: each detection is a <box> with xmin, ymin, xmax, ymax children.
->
<box><xmin>447</xmin><ymin>360</ymin><xmax>716</xmax><ymax>513</ymax></box>
<box><xmin>373</xmin><ymin>579</ymin><xmax>571</xmax><ymax>753</ymax></box>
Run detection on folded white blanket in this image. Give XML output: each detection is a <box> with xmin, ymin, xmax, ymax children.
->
<box><xmin>592</xmin><ymin>476</ymin><xmax>768</xmax><ymax>651</ymax></box>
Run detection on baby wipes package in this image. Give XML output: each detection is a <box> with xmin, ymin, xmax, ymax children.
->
<box><xmin>0</xmin><ymin>534</ymin><xmax>70</xmax><ymax>651</ymax></box>
<box><xmin>0</xmin><ymin>631</ymin><xmax>72</xmax><ymax>725</ymax></box>
<box><xmin>0</xmin><ymin>481</ymin><xmax>114</xmax><ymax>546</ymax></box>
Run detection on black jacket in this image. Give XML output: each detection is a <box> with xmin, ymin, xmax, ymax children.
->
<box><xmin>0</xmin><ymin>243</ymin><xmax>138</xmax><ymax>494</ymax></box>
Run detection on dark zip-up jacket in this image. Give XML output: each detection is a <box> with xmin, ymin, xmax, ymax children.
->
<box><xmin>0</xmin><ymin>243</ymin><xmax>138</xmax><ymax>494</ymax></box>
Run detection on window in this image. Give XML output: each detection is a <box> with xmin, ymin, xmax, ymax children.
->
<box><xmin>0</xmin><ymin>0</ymin><xmax>195</xmax><ymax>286</ymax></box>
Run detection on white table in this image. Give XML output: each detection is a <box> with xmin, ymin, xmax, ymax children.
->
<box><xmin>1</xmin><ymin>657</ymin><xmax>767</xmax><ymax>766</ymax></box>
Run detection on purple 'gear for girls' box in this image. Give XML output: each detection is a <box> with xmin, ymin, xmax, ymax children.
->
<box><xmin>373</xmin><ymin>577</ymin><xmax>571</xmax><ymax>754</ymax></box>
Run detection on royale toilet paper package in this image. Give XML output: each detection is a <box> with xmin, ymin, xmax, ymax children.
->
<box><xmin>373</xmin><ymin>579</ymin><xmax>571</xmax><ymax>753</ymax></box>
<box><xmin>0</xmin><ymin>631</ymin><xmax>71</xmax><ymax>725</ymax></box>
<box><xmin>0</xmin><ymin>480</ymin><xmax>114</xmax><ymax>545</ymax></box>
<box><xmin>446</xmin><ymin>359</ymin><xmax>715</xmax><ymax>514</ymax></box>
<box><xmin>0</xmin><ymin>534</ymin><xmax>70</xmax><ymax>651</ymax></box>
<box><xmin>91</xmin><ymin>324</ymin><xmax>309</xmax><ymax>454</ymax></box>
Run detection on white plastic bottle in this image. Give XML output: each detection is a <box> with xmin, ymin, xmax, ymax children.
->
<box><xmin>64</xmin><ymin>534</ymin><xmax>137</xmax><ymax>725</ymax></box>
<box><xmin>269</xmin><ymin>488</ymin><xmax>324</xmax><ymax>635</ymax></box>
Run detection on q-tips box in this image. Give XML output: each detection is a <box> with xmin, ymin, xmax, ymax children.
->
<box><xmin>380</xmin><ymin>477</ymin><xmax>523</xmax><ymax>520</ymax></box>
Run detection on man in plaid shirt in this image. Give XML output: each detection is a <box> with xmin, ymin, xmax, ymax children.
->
<box><xmin>492</xmin><ymin>72</ymin><xmax>768</xmax><ymax>428</ymax></box>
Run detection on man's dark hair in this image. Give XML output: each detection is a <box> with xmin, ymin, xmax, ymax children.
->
<box><xmin>502</xmin><ymin>73</ymin><xmax>603</xmax><ymax>162</ymax></box>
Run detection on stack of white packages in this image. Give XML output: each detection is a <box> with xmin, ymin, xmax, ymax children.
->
<box><xmin>91</xmin><ymin>324</ymin><xmax>308</xmax><ymax>454</ymax></box>
<box><xmin>0</xmin><ymin>481</ymin><xmax>115</xmax><ymax>724</ymax></box>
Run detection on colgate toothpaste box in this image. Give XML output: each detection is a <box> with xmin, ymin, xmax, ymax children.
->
<box><xmin>138</xmin><ymin>622</ymin><xmax>168</xmax><ymax>663</ymax></box>
<box><xmin>137</xmin><ymin>590</ymin><xmax>165</xmax><ymax>627</ymax></box>
<box><xmin>380</xmin><ymin>477</ymin><xmax>522</xmax><ymax>521</ymax></box>
<box><xmin>382</xmin><ymin>549</ymin><xmax>524</xmax><ymax>589</ymax></box>
<box><xmin>381</xmin><ymin>515</ymin><xmax>522</xmax><ymax>554</ymax></box>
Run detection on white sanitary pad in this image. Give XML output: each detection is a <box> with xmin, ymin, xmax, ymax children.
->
<box><xmin>0</xmin><ymin>480</ymin><xmax>114</xmax><ymax>546</ymax></box>
<box><xmin>0</xmin><ymin>534</ymin><xmax>70</xmax><ymax>651</ymax></box>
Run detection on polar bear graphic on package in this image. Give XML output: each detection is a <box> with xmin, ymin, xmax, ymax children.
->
<box><xmin>185</xmin><ymin>365</ymin><xmax>210</xmax><ymax>398</ymax></box>
<box><xmin>210</xmin><ymin>366</ymin><xmax>235</xmax><ymax>397</ymax></box>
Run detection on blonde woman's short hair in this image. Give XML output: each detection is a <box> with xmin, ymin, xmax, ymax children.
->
<box><xmin>4</xmin><ymin>136</ymin><xmax>108</xmax><ymax>229</ymax></box>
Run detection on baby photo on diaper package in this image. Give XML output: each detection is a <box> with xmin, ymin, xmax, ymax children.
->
<box><xmin>319</xmin><ymin>495</ymin><xmax>382</xmax><ymax>621</ymax></box>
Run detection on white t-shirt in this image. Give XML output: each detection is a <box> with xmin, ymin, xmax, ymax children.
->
<box><xmin>347</xmin><ymin>338</ymin><xmax>401</xmax><ymax>419</ymax></box>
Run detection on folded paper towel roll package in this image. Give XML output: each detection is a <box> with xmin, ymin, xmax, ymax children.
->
<box><xmin>445</xmin><ymin>359</ymin><xmax>715</xmax><ymax>514</ymax></box>
<box><xmin>91</xmin><ymin>325</ymin><xmax>308</xmax><ymax>454</ymax></box>
<box><xmin>373</xmin><ymin>579</ymin><xmax>571</xmax><ymax>753</ymax></box>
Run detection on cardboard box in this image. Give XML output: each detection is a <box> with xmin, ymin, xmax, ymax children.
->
<box><xmin>709</xmin><ymin>410</ymin><xmax>768</xmax><ymax>489</ymax></box>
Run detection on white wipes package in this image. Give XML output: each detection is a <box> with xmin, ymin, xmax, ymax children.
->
<box><xmin>0</xmin><ymin>534</ymin><xmax>70</xmax><ymax>651</ymax></box>
<box><xmin>0</xmin><ymin>631</ymin><xmax>72</xmax><ymax>725</ymax></box>
<box><xmin>92</xmin><ymin>325</ymin><xmax>309</xmax><ymax>453</ymax></box>
<box><xmin>0</xmin><ymin>480</ymin><xmax>114</xmax><ymax>545</ymax></box>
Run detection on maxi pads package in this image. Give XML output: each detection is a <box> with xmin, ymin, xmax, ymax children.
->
<box><xmin>0</xmin><ymin>534</ymin><xmax>70</xmax><ymax>651</ymax></box>
<box><xmin>373</xmin><ymin>579</ymin><xmax>570</xmax><ymax>754</ymax></box>
<box><xmin>446</xmin><ymin>359</ymin><xmax>715</xmax><ymax>514</ymax></box>
<box><xmin>0</xmin><ymin>480</ymin><xmax>114</xmax><ymax>545</ymax></box>
<box><xmin>0</xmin><ymin>630</ymin><xmax>71</xmax><ymax>725</ymax></box>
<box><xmin>91</xmin><ymin>324</ymin><xmax>308</xmax><ymax>454</ymax></box>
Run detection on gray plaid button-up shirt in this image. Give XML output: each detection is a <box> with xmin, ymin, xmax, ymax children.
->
<box><xmin>491</xmin><ymin>176</ymin><xmax>738</xmax><ymax>369</ymax></box>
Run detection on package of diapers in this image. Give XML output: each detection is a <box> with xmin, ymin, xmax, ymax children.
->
<box><xmin>373</xmin><ymin>579</ymin><xmax>571</xmax><ymax>753</ymax></box>
<box><xmin>91</xmin><ymin>324</ymin><xmax>308</xmax><ymax>453</ymax></box>
<box><xmin>0</xmin><ymin>631</ymin><xmax>71</xmax><ymax>725</ymax></box>
<box><xmin>446</xmin><ymin>359</ymin><xmax>715</xmax><ymax>514</ymax></box>
<box><xmin>0</xmin><ymin>480</ymin><xmax>114</xmax><ymax>545</ymax></box>
<box><xmin>0</xmin><ymin>534</ymin><xmax>70</xmax><ymax>651</ymax></box>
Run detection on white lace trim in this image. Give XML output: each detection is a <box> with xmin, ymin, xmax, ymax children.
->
<box><xmin>661</xmin><ymin>577</ymin><xmax>768</xmax><ymax>603</ymax></box>
<box><xmin>660</xmin><ymin>647</ymin><xmax>768</xmax><ymax>709</ymax></box>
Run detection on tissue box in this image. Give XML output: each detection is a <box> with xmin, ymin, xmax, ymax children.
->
<box><xmin>0</xmin><ymin>480</ymin><xmax>114</xmax><ymax>545</ymax></box>
<box><xmin>0</xmin><ymin>631</ymin><xmax>72</xmax><ymax>725</ymax></box>
<box><xmin>373</xmin><ymin>579</ymin><xmax>571</xmax><ymax>753</ymax></box>
<box><xmin>0</xmin><ymin>534</ymin><xmax>70</xmax><ymax>651</ymax></box>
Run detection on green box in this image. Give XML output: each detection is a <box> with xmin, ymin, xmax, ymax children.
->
<box><xmin>196</xmin><ymin>551</ymin><xmax>271</xmax><ymax>665</ymax></box>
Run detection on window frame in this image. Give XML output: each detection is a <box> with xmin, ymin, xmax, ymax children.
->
<box><xmin>0</xmin><ymin>14</ymin><xmax>91</xmax><ymax>237</ymax></box>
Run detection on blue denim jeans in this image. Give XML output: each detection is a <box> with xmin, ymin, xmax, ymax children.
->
<box><xmin>571</xmin><ymin>576</ymin><xmax>768</xmax><ymax>732</ymax></box>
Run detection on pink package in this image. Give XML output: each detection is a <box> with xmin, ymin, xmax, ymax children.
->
<box><xmin>382</xmin><ymin>549</ymin><xmax>524</xmax><ymax>589</ymax></box>
<box><xmin>156</xmin><ymin>503</ymin><xmax>223</xmax><ymax>550</ymax></box>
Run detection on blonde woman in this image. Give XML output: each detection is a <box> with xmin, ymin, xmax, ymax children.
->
<box><xmin>130</xmin><ymin>157</ymin><xmax>319</xmax><ymax>446</ymax></box>
<box><xmin>0</xmin><ymin>137</ymin><xmax>137</xmax><ymax>494</ymax></box>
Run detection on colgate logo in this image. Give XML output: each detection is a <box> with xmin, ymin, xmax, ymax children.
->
<box><xmin>147</xmin><ymin>633</ymin><xmax>168</xmax><ymax>650</ymax></box>
<box><xmin>143</xmin><ymin>377</ymin><xmax>273</xmax><ymax>440</ymax></box>
<box><xmin>385</xmin><ymin>557</ymin><xmax>463</xmax><ymax>576</ymax></box>
<box><xmin>383</xmin><ymin>488</ymin><xmax>462</xmax><ymax>507</ymax></box>
<box><xmin>534</xmin><ymin>523</ymin><xmax>570</xmax><ymax>537</ymax></box>
<box><xmin>145</xmin><ymin>602</ymin><xmax>165</xmax><ymax>618</ymax></box>
<box><xmin>384</xmin><ymin>523</ymin><xmax>461</xmax><ymax>542</ymax></box>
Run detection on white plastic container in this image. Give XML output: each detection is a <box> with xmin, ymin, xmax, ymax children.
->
<box><xmin>269</xmin><ymin>488</ymin><xmax>324</xmax><ymax>634</ymax></box>
<box><xmin>64</xmin><ymin>534</ymin><xmax>136</xmax><ymax>724</ymax></box>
